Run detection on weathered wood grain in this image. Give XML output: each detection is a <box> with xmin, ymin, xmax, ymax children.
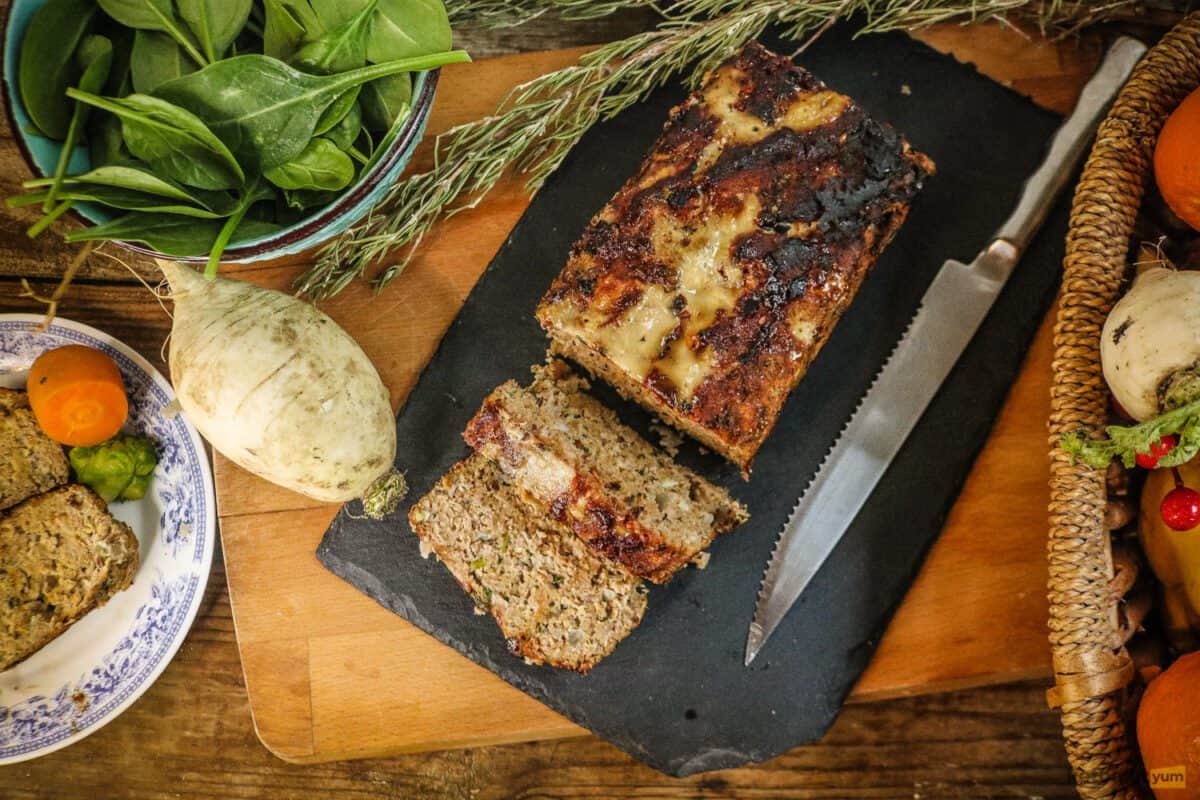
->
<box><xmin>0</xmin><ymin>552</ymin><xmax>1078</xmax><ymax>800</ymax></box>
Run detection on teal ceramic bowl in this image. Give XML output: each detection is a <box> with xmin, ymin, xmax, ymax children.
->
<box><xmin>2</xmin><ymin>0</ymin><xmax>437</xmax><ymax>264</ymax></box>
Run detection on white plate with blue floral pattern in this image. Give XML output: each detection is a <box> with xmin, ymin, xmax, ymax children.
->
<box><xmin>0</xmin><ymin>314</ymin><xmax>215</xmax><ymax>764</ymax></box>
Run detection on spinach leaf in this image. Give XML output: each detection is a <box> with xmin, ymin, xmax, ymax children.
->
<box><xmin>99</xmin><ymin>20</ymin><xmax>135</xmax><ymax>95</ymax></box>
<box><xmin>322</xmin><ymin>101</ymin><xmax>362</xmax><ymax>151</ymax></box>
<box><xmin>264</xmin><ymin>138</ymin><xmax>354</xmax><ymax>191</ymax></box>
<box><xmin>18</xmin><ymin>0</ymin><xmax>98</xmax><ymax>140</ymax></box>
<box><xmin>204</xmin><ymin>178</ymin><xmax>275</xmax><ymax>276</ymax></box>
<box><xmin>152</xmin><ymin>50</ymin><xmax>469</xmax><ymax>170</ymax></box>
<box><xmin>98</xmin><ymin>0</ymin><xmax>176</xmax><ymax>31</ymax></box>
<box><xmin>26</xmin><ymin>165</ymin><xmax>235</xmax><ymax>213</ymax></box>
<box><xmin>68</xmin><ymin>89</ymin><xmax>245</xmax><ymax>190</ymax></box>
<box><xmin>131</xmin><ymin>30</ymin><xmax>196</xmax><ymax>93</ymax></box>
<box><xmin>97</xmin><ymin>0</ymin><xmax>208</xmax><ymax>68</ymax></box>
<box><xmin>292</xmin><ymin>0</ymin><xmax>376</xmax><ymax>133</ymax></box>
<box><xmin>66</xmin><ymin>211</ymin><xmax>278</xmax><ymax>256</ymax></box>
<box><xmin>87</xmin><ymin>112</ymin><xmax>129</xmax><ymax>167</ymax></box>
<box><xmin>13</xmin><ymin>186</ymin><xmax>231</xmax><ymax>218</ymax></box>
<box><xmin>283</xmin><ymin>187</ymin><xmax>338</xmax><ymax>211</ymax></box>
<box><xmin>177</xmin><ymin>0</ymin><xmax>253</xmax><ymax>63</ymax></box>
<box><xmin>370</xmin><ymin>0</ymin><xmax>452</xmax><ymax>62</ymax></box>
<box><xmin>313</xmin><ymin>87</ymin><xmax>359</xmax><ymax>136</ymax></box>
<box><xmin>292</xmin><ymin>0</ymin><xmax>376</xmax><ymax>74</ymax></box>
<box><xmin>44</xmin><ymin>35</ymin><xmax>114</xmax><ymax>211</ymax></box>
<box><xmin>288</xmin><ymin>2</ymin><xmax>375</xmax><ymax>140</ymax></box>
<box><xmin>262</xmin><ymin>0</ymin><xmax>319</xmax><ymax>61</ymax></box>
<box><xmin>314</xmin><ymin>0</ymin><xmax>450</xmax><ymax>63</ymax></box>
<box><xmin>360</xmin><ymin>72</ymin><xmax>410</xmax><ymax>131</ymax></box>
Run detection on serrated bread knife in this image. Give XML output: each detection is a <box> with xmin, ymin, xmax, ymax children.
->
<box><xmin>745</xmin><ymin>37</ymin><xmax>1148</xmax><ymax>667</ymax></box>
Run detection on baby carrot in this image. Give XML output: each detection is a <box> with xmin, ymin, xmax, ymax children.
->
<box><xmin>27</xmin><ymin>344</ymin><xmax>128</xmax><ymax>447</ymax></box>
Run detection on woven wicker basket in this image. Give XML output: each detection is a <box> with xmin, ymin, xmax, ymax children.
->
<box><xmin>1049</xmin><ymin>13</ymin><xmax>1200</xmax><ymax>800</ymax></box>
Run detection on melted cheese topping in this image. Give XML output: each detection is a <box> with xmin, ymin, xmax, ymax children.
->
<box><xmin>582</xmin><ymin>285</ymin><xmax>679</xmax><ymax>380</ymax></box>
<box><xmin>650</xmin><ymin>198</ymin><xmax>756</xmax><ymax>398</ymax></box>
<box><xmin>564</xmin><ymin>198</ymin><xmax>760</xmax><ymax>401</ymax></box>
<box><xmin>702</xmin><ymin>67</ymin><xmax>850</xmax><ymax>146</ymax></box>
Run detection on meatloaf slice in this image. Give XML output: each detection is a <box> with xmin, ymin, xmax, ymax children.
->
<box><xmin>0</xmin><ymin>388</ymin><xmax>70</xmax><ymax>511</ymax></box>
<box><xmin>464</xmin><ymin>360</ymin><xmax>747</xmax><ymax>583</ymax></box>
<box><xmin>536</xmin><ymin>41</ymin><xmax>934</xmax><ymax>473</ymax></box>
<box><xmin>1</xmin><ymin>484</ymin><xmax>140</xmax><ymax>671</ymax></box>
<box><xmin>409</xmin><ymin>454</ymin><xmax>646</xmax><ymax>673</ymax></box>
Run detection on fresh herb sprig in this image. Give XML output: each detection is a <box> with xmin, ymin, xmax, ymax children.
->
<box><xmin>300</xmin><ymin>0</ymin><xmax>1145</xmax><ymax>299</ymax></box>
<box><xmin>443</xmin><ymin>0</ymin><xmax>1139</xmax><ymax>30</ymax></box>
<box><xmin>445</xmin><ymin>0</ymin><xmax>662</xmax><ymax>28</ymax></box>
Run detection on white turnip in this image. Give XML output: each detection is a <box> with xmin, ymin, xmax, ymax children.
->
<box><xmin>1102</xmin><ymin>262</ymin><xmax>1200</xmax><ymax>421</ymax></box>
<box><xmin>160</xmin><ymin>260</ymin><xmax>395</xmax><ymax>502</ymax></box>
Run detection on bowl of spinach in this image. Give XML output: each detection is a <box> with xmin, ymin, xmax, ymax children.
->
<box><xmin>2</xmin><ymin>0</ymin><xmax>468</xmax><ymax>274</ymax></box>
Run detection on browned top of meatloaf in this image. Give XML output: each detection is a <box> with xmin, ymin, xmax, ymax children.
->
<box><xmin>536</xmin><ymin>41</ymin><xmax>933</xmax><ymax>465</ymax></box>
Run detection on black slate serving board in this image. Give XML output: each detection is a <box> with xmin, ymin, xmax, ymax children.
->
<box><xmin>318</xmin><ymin>25</ymin><xmax>1067</xmax><ymax>776</ymax></box>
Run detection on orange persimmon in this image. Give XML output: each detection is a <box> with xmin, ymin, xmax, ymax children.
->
<box><xmin>1138</xmin><ymin>651</ymin><xmax>1200</xmax><ymax>799</ymax></box>
<box><xmin>27</xmin><ymin>345</ymin><xmax>128</xmax><ymax>447</ymax></box>
<box><xmin>1155</xmin><ymin>86</ymin><xmax>1200</xmax><ymax>231</ymax></box>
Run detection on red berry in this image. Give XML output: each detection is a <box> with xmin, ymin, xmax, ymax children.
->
<box><xmin>1136</xmin><ymin>434</ymin><xmax>1179</xmax><ymax>469</ymax></box>
<box><xmin>1161</xmin><ymin>485</ymin><xmax>1200</xmax><ymax>531</ymax></box>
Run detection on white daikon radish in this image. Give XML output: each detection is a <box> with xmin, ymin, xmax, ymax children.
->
<box><xmin>160</xmin><ymin>260</ymin><xmax>395</xmax><ymax>502</ymax></box>
<box><xmin>1102</xmin><ymin>263</ymin><xmax>1200</xmax><ymax>421</ymax></box>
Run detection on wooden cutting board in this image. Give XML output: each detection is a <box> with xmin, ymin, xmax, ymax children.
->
<box><xmin>215</xmin><ymin>24</ymin><xmax>1101</xmax><ymax>763</ymax></box>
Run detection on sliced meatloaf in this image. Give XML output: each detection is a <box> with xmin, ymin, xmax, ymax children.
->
<box><xmin>1</xmin><ymin>484</ymin><xmax>140</xmax><ymax>671</ymax></box>
<box><xmin>408</xmin><ymin>454</ymin><xmax>646</xmax><ymax>672</ymax></box>
<box><xmin>0</xmin><ymin>387</ymin><xmax>69</xmax><ymax>511</ymax></box>
<box><xmin>464</xmin><ymin>360</ymin><xmax>747</xmax><ymax>583</ymax></box>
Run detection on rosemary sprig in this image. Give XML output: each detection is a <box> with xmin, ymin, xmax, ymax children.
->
<box><xmin>443</xmin><ymin>0</ymin><xmax>1109</xmax><ymax>30</ymax></box>
<box><xmin>446</xmin><ymin>0</ymin><xmax>663</xmax><ymax>28</ymax></box>
<box><xmin>298</xmin><ymin>0</ymin><xmax>1142</xmax><ymax>299</ymax></box>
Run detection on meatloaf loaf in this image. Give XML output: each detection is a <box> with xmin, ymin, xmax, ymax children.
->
<box><xmin>536</xmin><ymin>42</ymin><xmax>934</xmax><ymax>472</ymax></box>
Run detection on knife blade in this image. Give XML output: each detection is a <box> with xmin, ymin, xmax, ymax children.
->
<box><xmin>745</xmin><ymin>36</ymin><xmax>1148</xmax><ymax>667</ymax></box>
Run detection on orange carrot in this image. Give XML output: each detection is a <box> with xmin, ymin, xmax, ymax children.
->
<box><xmin>27</xmin><ymin>344</ymin><xmax>128</xmax><ymax>447</ymax></box>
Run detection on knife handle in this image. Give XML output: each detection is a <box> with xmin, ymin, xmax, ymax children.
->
<box><xmin>992</xmin><ymin>36</ymin><xmax>1147</xmax><ymax>256</ymax></box>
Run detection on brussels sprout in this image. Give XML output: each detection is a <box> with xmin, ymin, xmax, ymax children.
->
<box><xmin>69</xmin><ymin>434</ymin><xmax>158</xmax><ymax>502</ymax></box>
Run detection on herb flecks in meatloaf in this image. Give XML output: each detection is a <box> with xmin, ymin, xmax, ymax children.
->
<box><xmin>408</xmin><ymin>454</ymin><xmax>646</xmax><ymax>673</ymax></box>
<box><xmin>536</xmin><ymin>41</ymin><xmax>934</xmax><ymax>473</ymax></box>
<box><xmin>0</xmin><ymin>484</ymin><xmax>139</xmax><ymax>671</ymax></box>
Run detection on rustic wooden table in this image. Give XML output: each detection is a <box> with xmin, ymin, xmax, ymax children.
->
<box><xmin>0</xmin><ymin>8</ymin><xmax>1121</xmax><ymax>798</ymax></box>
